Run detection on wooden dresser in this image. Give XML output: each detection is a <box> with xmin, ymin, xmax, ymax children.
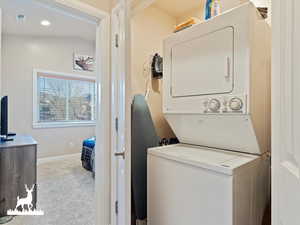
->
<box><xmin>0</xmin><ymin>135</ymin><xmax>37</xmax><ymax>216</ymax></box>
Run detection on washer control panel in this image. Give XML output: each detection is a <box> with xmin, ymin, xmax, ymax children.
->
<box><xmin>203</xmin><ymin>95</ymin><xmax>246</xmax><ymax>114</ymax></box>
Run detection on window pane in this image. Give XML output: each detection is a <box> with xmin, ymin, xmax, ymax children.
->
<box><xmin>68</xmin><ymin>80</ymin><xmax>95</xmax><ymax>121</ymax></box>
<box><xmin>37</xmin><ymin>73</ymin><xmax>96</xmax><ymax>123</ymax></box>
<box><xmin>38</xmin><ymin>76</ymin><xmax>67</xmax><ymax>122</ymax></box>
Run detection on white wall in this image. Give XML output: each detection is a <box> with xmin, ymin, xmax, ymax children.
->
<box><xmin>131</xmin><ymin>6</ymin><xmax>176</xmax><ymax>138</ymax></box>
<box><xmin>1</xmin><ymin>34</ymin><xmax>96</xmax><ymax>158</ymax></box>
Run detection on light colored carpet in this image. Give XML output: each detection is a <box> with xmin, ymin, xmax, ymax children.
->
<box><xmin>6</xmin><ymin>154</ymin><xmax>95</xmax><ymax>225</ymax></box>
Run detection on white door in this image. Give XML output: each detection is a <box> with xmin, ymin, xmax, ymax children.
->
<box><xmin>111</xmin><ymin>1</ymin><xmax>131</xmax><ymax>225</ymax></box>
<box><xmin>272</xmin><ymin>0</ymin><xmax>300</xmax><ymax>225</ymax></box>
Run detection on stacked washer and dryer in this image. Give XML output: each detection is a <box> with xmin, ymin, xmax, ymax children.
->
<box><xmin>147</xmin><ymin>3</ymin><xmax>271</xmax><ymax>225</ymax></box>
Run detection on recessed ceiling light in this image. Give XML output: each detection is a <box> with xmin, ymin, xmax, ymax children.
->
<box><xmin>40</xmin><ymin>20</ymin><xmax>51</xmax><ymax>26</ymax></box>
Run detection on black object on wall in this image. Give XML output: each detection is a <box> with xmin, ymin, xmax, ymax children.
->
<box><xmin>151</xmin><ymin>53</ymin><xmax>163</xmax><ymax>79</ymax></box>
<box><xmin>1</xmin><ymin>96</ymin><xmax>16</xmax><ymax>142</ymax></box>
<box><xmin>1</xmin><ymin>96</ymin><xmax>8</xmax><ymax>137</ymax></box>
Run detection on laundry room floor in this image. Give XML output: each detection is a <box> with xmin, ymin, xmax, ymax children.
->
<box><xmin>5</xmin><ymin>154</ymin><xmax>95</xmax><ymax>225</ymax></box>
<box><xmin>263</xmin><ymin>203</ymin><xmax>271</xmax><ymax>225</ymax></box>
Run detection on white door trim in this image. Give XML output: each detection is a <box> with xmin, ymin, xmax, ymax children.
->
<box><xmin>95</xmin><ymin>13</ymin><xmax>111</xmax><ymax>225</ymax></box>
<box><xmin>271</xmin><ymin>1</ymin><xmax>280</xmax><ymax>224</ymax></box>
<box><xmin>124</xmin><ymin>2</ymin><xmax>132</xmax><ymax>224</ymax></box>
<box><xmin>19</xmin><ymin>1</ymin><xmax>111</xmax><ymax>225</ymax></box>
<box><xmin>111</xmin><ymin>1</ymin><xmax>131</xmax><ymax>225</ymax></box>
<box><xmin>111</xmin><ymin>4</ymin><xmax>121</xmax><ymax>225</ymax></box>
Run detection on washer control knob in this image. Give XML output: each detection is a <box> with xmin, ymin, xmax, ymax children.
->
<box><xmin>229</xmin><ymin>98</ymin><xmax>243</xmax><ymax>111</ymax></box>
<box><xmin>208</xmin><ymin>99</ymin><xmax>221</xmax><ymax>112</ymax></box>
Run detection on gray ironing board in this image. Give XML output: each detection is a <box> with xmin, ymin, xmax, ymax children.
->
<box><xmin>131</xmin><ymin>95</ymin><xmax>160</xmax><ymax>221</ymax></box>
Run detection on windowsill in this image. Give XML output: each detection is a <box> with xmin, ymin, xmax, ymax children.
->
<box><xmin>32</xmin><ymin>121</ymin><xmax>96</xmax><ymax>129</ymax></box>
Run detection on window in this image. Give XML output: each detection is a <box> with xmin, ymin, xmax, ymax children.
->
<box><xmin>33</xmin><ymin>70</ymin><xmax>96</xmax><ymax>128</ymax></box>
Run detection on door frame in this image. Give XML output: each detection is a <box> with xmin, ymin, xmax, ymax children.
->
<box><xmin>0</xmin><ymin>1</ymin><xmax>111</xmax><ymax>225</ymax></box>
<box><xmin>111</xmin><ymin>1</ymin><xmax>132</xmax><ymax>225</ymax></box>
<box><xmin>271</xmin><ymin>0</ymin><xmax>282</xmax><ymax>225</ymax></box>
<box><xmin>110</xmin><ymin>1</ymin><xmax>156</xmax><ymax>225</ymax></box>
<box><xmin>272</xmin><ymin>1</ymin><xmax>280</xmax><ymax>223</ymax></box>
<box><xmin>111</xmin><ymin>4</ymin><xmax>121</xmax><ymax>225</ymax></box>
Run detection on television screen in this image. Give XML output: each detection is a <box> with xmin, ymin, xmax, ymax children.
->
<box><xmin>1</xmin><ymin>96</ymin><xmax>8</xmax><ymax>136</ymax></box>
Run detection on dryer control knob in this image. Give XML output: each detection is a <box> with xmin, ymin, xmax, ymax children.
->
<box><xmin>229</xmin><ymin>98</ymin><xmax>243</xmax><ymax>111</ymax></box>
<box><xmin>208</xmin><ymin>99</ymin><xmax>221</xmax><ymax>112</ymax></box>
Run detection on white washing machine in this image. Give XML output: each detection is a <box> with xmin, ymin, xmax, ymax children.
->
<box><xmin>148</xmin><ymin>145</ymin><xmax>270</xmax><ymax>225</ymax></box>
<box><xmin>148</xmin><ymin>2</ymin><xmax>271</xmax><ymax>225</ymax></box>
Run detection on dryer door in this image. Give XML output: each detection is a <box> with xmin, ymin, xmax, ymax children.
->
<box><xmin>171</xmin><ymin>27</ymin><xmax>234</xmax><ymax>97</ymax></box>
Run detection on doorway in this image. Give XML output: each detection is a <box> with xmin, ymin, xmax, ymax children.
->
<box><xmin>112</xmin><ymin>1</ymin><xmax>272</xmax><ymax>225</ymax></box>
<box><xmin>0</xmin><ymin>0</ymin><xmax>110</xmax><ymax>225</ymax></box>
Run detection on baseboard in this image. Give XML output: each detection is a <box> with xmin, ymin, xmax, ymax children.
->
<box><xmin>37</xmin><ymin>153</ymin><xmax>81</xmax><ymax>165</ymax></box>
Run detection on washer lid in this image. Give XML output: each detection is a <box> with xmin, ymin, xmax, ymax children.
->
<box><xmin>148</xmin><ymin>144</ymin><xmax>259</xmax><ymax>175</ymax></box>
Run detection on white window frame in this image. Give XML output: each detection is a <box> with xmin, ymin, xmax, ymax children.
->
<box><xmin>32</xmin><ymin>69</ymin><xmax>96</xmax><ymax>128</ymax></box>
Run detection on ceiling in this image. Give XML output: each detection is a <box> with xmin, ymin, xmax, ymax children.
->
<box><xmin>0</xmin><ymin>0</ymin><xmax>96</xmax><ymax>41</ymax></box>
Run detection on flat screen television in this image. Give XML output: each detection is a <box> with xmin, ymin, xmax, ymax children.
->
<box><xmin>1</xmin><ymin>96</ymin><xmax>15</xmax><ymax>141</ymax></box>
